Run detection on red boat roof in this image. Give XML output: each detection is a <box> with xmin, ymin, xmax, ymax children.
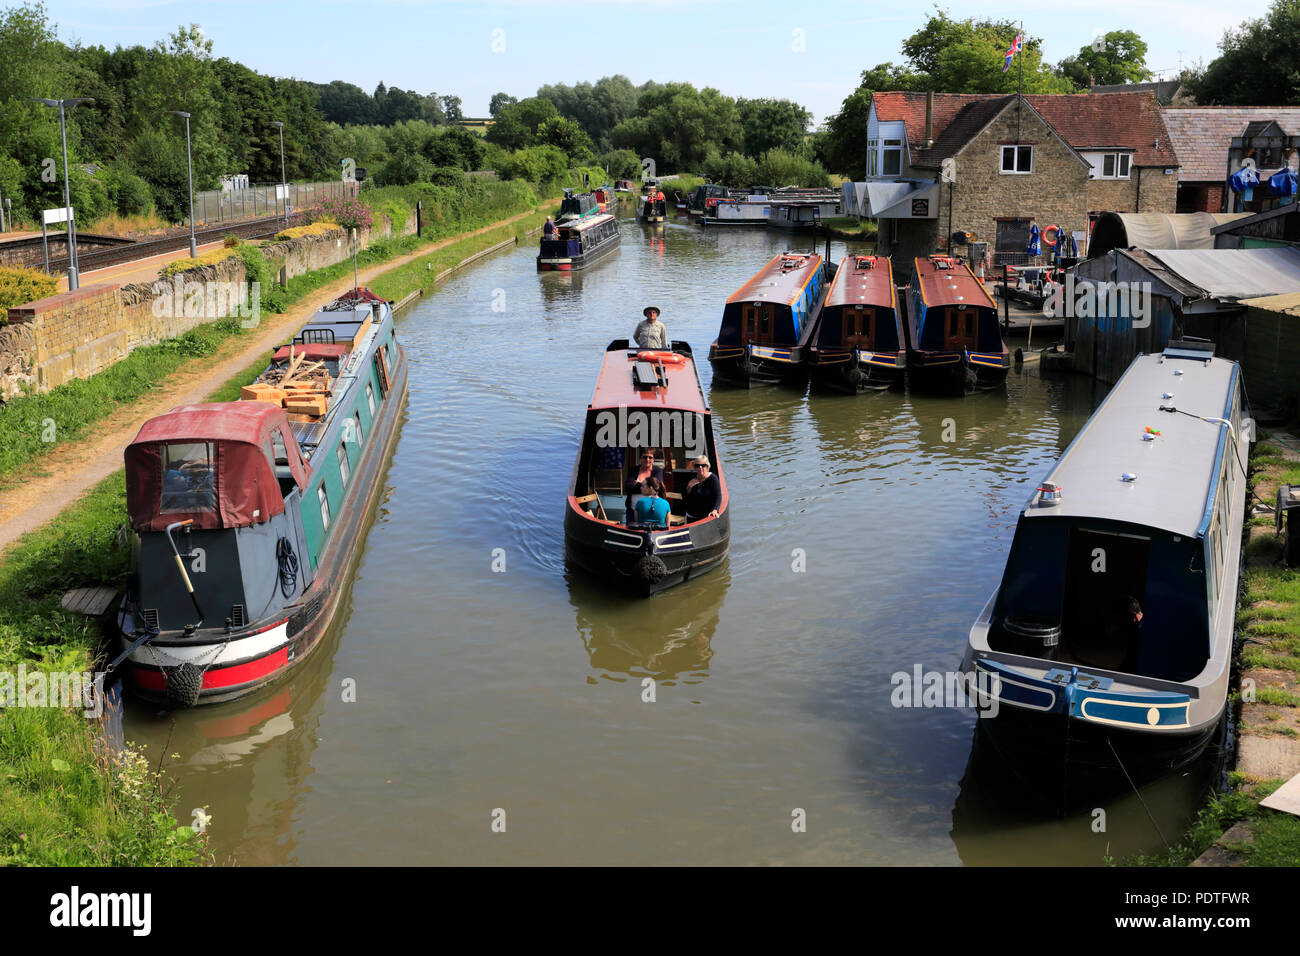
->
<box><xmin>912</xmin><ymin>255</ymin><xmax>996</xmax><ymax>309</ymax></box>
<box><xmin>588</xmin><ymin>349</ymin><xmax>709</xmax><ymax>414</ymax></box>
<box><xmin>827</xmin><ymin>255</ymin><xmax>896</xmax><ymax>310</ymax></box>
<box><xmin>130</xmin><ymin>401</ymin><xmax>296</xmax><ymax>447</ymax></box>
<box><xmin>725</xmin><ymin>253</ymin><xmax>823</xmax><ymax>307</ymax></box>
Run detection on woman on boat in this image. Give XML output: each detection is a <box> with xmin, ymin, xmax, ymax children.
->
<box><xmin>633</xmin><ymin>481</ymin><xmax>670</xmax><ymax>528</ymax></box>
<box><xmin>683</xmin><ymin>455</ymin><xmax>720</xmax><ymax>521</ymax></box>
<box><xmin>625</xmin><ymin>450</ymin><xmax>665</xmax><ymax>514</ymax></box>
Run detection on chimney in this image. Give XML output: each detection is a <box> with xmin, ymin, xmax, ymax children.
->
<box><xmin>925</xmin><ymin>91</ymin><xmax>934</xmax><ymax>148</ymax></box>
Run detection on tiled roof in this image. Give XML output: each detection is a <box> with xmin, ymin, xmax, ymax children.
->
<box><xmin>871</xmin><ymin>91</ymin><xmax>1178</xmax><ymax>169</ymax></box>
<box><xmin>1162</xmin><ymin>107</ymin><xmax>1300</xmax><ymax>182</ymax></box>
<box><xmin>1090</xmin><ymin>80</ymin><xmax>1182</xmax><ymax>102</ymax></box>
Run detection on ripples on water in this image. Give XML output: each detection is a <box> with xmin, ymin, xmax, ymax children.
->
<box><xmin>121</xmin><ymin>212</ymin><xmax>1217</xmax><ymax>866</ymax></box>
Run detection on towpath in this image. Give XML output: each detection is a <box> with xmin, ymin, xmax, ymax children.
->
<box><xmin>0</xmin><ymin>205</ymin><xmax>549</xmax><ymax>554</ymax></box>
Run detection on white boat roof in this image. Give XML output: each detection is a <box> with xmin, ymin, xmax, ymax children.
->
<box><xmin>1025</xmin><ymin>349</ymin><xmax>1239</xmax><ymax>537</ymax></box>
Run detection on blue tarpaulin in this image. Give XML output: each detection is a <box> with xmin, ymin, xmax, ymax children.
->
<box><xmin>1026</xmin><ymin>223</ymin><xmax>1041</xmax><ymax>256</ymax></box>
<box><xmin>1268</xmin><ymin>167</ymin><xmax>1298</xmax><ymax>199</ymax></box>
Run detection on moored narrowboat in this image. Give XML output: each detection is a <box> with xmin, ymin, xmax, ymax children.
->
<box><xmin>699</xmin><ymin>195</ymin><xmax>772</xmax><ymax>227</ymax></box>
<box><xmin>686</xmin><ymin>183</ymin><xmax>730</xmax><ymax>217</ymax></box>
<box><xmin>115</xmin><ymin>287</ymin><xmax>408</xmax><ymax>707</ymax></box>
<box><xmin>766</xmin><ymin>198</ymin><xmax>841</xmax><ymax>232</ymax></box>
<box><xmin>707</xmin><ymin>252</ymin><xmax>831</xmax><ymax>387</ymax></box>
<box><xmin>961</xmin><ymin>344</ymin><xmax>1251</xmax><ymax>793</ymax></box>
<box><xmin>808</xmin><ymin>255</ymin><xmax>905</xmax><ymax>392</ymax></box>
<box><xmin>565</xmin><ymin>341</ymin><xmax>730</xmax><ymax>596</ymax></box>
<box><xmin>905</xmin><ymin>254</ymin><xmax>1009</xmax><ymax>393</ymax></box>
<box><xmin>593</xmin><ymin>183</ymin><xmax>618</xmax><ymax>214</ymax></box>
<box><xmin>538</xmin><ymin>209</ymin><xmax>620</xmax><ymax>271</ymax></box>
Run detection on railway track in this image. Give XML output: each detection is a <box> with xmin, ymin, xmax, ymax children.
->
<box><xmin>42</xmin><ymin>213</ymin><xmax>307</xmax><ymax>277</ymax></box>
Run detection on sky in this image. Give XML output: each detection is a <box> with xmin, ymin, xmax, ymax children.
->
<box><xmin>40</xmin><ymin>0</ymin><xmax>1269</xmax><ymax>124</ymax></box>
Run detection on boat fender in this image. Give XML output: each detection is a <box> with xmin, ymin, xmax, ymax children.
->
<box><xmin>636</xmin><ymin>553</ymin><xmax>669</xmax><ymax>584</ymax></box>
<box><xmin>637</xmin><ymin>351</ymin><xmax>685</xmax><ymax>366</ymax></box>
<box><xmin>847</xmin><ymin>367</ymin><xmax>863</xmax><ymax>385</ymax></box>
<box><xmin>165</xmin><ymin>662</ymin><xmax>204</xmax><ymax>709</ymax></box>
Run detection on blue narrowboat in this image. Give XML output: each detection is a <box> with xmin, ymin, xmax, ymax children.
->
<box><xmin>962</xmin><ymin>344</ymin><xmax>1252</xmax><ymax>789</ymax></box>
<box><xmin>116</xmin><ymin>287</ymin><xmax>408</xmax><ymax>707</ymax></box>
<box><xmin>707</xmin><ymin>252</ymin><xmax>831</xmax><ymax>387</ymax></box>
<box><xmin>538</xmin><ymin>190</ymin><xmax>620</xmax><ymax>271</ymax></box>
<box><xmin>807</xmin><ymin>254</ymin><xmax>905</xmax><ymax>392</ymax></box>
<box><xmin>906</xmin><ymin>255</ymin><xmax>1009</xmax><ymax>392</ymax></box>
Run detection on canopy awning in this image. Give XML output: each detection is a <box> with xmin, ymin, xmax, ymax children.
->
<box><xmin>1088</xmin><ymin>212</ymin><xmax>1248</xmax><ymax>259</ymax></box>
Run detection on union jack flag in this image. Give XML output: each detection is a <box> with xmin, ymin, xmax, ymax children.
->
<box><xmin>1002</xmin><ymin>31</ymin><xmax>1024</xmax><ymax>73</ymax></box>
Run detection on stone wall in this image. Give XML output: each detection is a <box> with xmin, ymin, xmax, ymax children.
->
<box><xmin>1</xmin><ymin>212</ymin><xmax>416</xmax><ymax>399</ymax></box>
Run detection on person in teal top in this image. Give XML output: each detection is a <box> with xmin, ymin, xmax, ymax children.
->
<box><xmin>633</xmin><ymin>481</ymin><xmax>670</xmax><ymax>527</ymax></box>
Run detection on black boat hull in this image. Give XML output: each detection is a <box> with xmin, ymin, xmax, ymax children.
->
<box><xmin>808</xmin><ymin>351</ymin><xmax>904</xmax><ymax>393</ymax></box>
<box><xmin>708</xmin><ymin>343</ymin><xmax>808</xmax><ymax>388</ymax></box>
<box><xmin>907</xmin><ymin>351</ymin><xmax>1009</xmax><ymax>393</ymax></box>
<box><xmin>537</xmin><ymin>235</ymin><xmax>620</xmax><ymax>272</ymax></box>
<box><xmin>564</xmin><ymin>513</ymin><xmax>731</xmax><ymax>597</ymax></box>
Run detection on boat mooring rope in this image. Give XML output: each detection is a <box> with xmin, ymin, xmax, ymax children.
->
<box><xmin>1106</xmin><ymin>736</ymin><xmax>1171</xmax><ymax>851</ymax></box>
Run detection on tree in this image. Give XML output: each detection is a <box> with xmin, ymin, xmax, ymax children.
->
<box><xmin>1185</xmin><ymin>0</ymin><xmax>1300</xmax><ymax>105</ymax></box>
<box><xmin>484</xmin><ymin>96</ymin><xmax>560</xmax><ymax>150</ymax></box>
<box><xmin>1058</xmin><ymin>31</ymin><xmax>1150</xmax><ymax>87</ymax></box>
<box><xmin>819</xmin><ymin>64</ymin><xmax>925</xmax><ymax>179</ymax></box>
<box><xmin>536</xmin><ymin>116</ymin><xmax>593</xmax><ymax>163</ymax></box>
<box><xmin>489</xmin><ymin>92</ymin><xmax>517</xmax><ymax>117</ymax></box>
<box><xmin>440</xmin><ymin>94</ymin><xmax>463</xmax><ymax>122</ymax></box>
<box><xmin>737</xmin><ymin>98</ymin><xmax>810</xmax><ymax>156</ymax></box>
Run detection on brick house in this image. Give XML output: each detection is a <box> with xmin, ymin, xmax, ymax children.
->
<box><xmin>1160</xmin><ymin>107</ymin><xmax>1300</xmax><ymax>214</ymax></box>
<box><xmin>853</xmin><ymin>91</ymin><xmax>1179</xmax><ymax>274</ymax></box>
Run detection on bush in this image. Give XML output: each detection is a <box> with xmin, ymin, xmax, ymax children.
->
<box><xmin>754</xmin><ymin>148</ymin><xmax>830</xmax><ymax>188</ymax></box>
<box><xmin>497</xmin><ymin>145</ymin><xmax>568</xmax><ymax>187</ymax></box>
<box><xmin>429</xmin><ymin>166</ymin><xmax>467</xmax><ymax>189</ymax></box>
<box><xmin>274</xmin><ymin>222</ymin><xmax>343</xmax><ymax>241</ymax></box>
<box><xmin>374</xmin><ymin>151</ymin><xmax>432</xmax><ymax>187</ymax></box>
<box><xmin>99</xmin><ymin>165</ymin><xmax>153</xmax><ymax>217</ymax></box>
<box><xmin>0</xmin><ymin>267</ymin><xmax>59</xmax><ymax>310</ymax></box>
<box><xmin>305</xmin><ymin>195</ymin><xmax>375</xmax><ymax>233</ymax></box>
<box><xmin>600</xmin><ymin>149</ymin><xmax>642</xmax><ymax>180</ymax></box>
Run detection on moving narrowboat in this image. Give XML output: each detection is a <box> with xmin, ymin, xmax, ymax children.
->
<box><xmin>538</xmin><ymin>202</ymin><xmax>620</xmax><ymax>272</ymax></box>
<box><xmin>905</xmin><ymin>255</ymin><xmax>1009</xmax><ymax>392</ymax></box>
<box><xmin>637</xmin><ymin>180</ymin><xmax>667</xmax><ymax>223</ymax></box>
<box><xmin>707</xmin><ymin>252</ymin><xmax>831</xmax><ymax>387</ymax></box>
<box><xmin>807</xmin><ymin>255</ymin><xmax>905</xmax><ymax>392</ymax></box>
<box><xmin>116</xmin><ymin>287</ymin><xmax>408</xmax><ymax>707</ymax></box>
<box><xmin>565</xmin><ymin>341</ymin><xmax>730</xmax><ymax>596</ymax></box>
<box><xmin>961</xmin><ymin>344</ymin><xmax>1251</xmax><ymax>792</ymax></box>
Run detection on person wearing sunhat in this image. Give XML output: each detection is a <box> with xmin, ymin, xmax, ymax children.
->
<box><xmin>634</xmin><ymin>306</ymin><xmax>669</xmax><ymax>350</ymax></box>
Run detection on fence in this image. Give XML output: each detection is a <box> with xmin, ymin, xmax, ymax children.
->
<box><xmin>191</xmin><ymin>180</ymin><xmax>356</xmax><ymax>225</ymax></box>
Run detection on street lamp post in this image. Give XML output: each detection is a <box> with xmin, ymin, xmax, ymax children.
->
<box><xmin>32</xmin><ymin>97</ymin><xmax>95</xmax><ymax>289</ymax></box>
<box><xmin>169</xmin><ymin>111</ymin><xmax>197</xmax><ymax>257</ymax></box>
<box><xmin>270</xmin><ymin>120</ymin><xmax>287</xmax><ymax>227</ymax></box>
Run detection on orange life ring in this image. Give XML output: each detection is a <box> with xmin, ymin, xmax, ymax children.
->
<box><xmin>1042</xmin><ymin>224</ymin><xmax>1060</xmax><ymax>247</ymax></box>
<box><xmin>637</xmin><ymin>350</ymin><xmax>685</xmax><ymax>365</ymax></box>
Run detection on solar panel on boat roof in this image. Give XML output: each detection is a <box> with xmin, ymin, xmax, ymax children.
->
<box><xmin>289</xmin><ymin>418</ymin><xmax>328</xmax><ymax>451</ymax></box>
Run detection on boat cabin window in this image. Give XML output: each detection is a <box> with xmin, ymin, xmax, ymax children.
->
<box><xmin>366</xmin><ymin>382</ymin><xmax>377</xmax><ymax>415</ymax></box>
<box><xmin>943</xmin><ymin>308</ymin><xmax>978</xmax><ymax>350</ymax></box>
<box><xmin>338</xmin><ymin>443</ymin><xmax>351</xmax><ymax>489</ymax></box>
<box><xmin>318</xmin><ymin>486</ymin><xmax>331</xmax><ymax>532</ymax></box>
<box><xmin>354</xmin><ymin>411</ymin><xmax>365</xmax><ymax>446</ymax></box>
<box><xmin>160</xmin><ymin>442</ymin><xmax>216</xmax><ymax>514</ymax></box>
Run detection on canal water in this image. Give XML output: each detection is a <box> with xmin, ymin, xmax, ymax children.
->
<box><xmin>123</xmin><ymin>208</ymin><xmax>1220</xmax><ymax>865</ymax></box>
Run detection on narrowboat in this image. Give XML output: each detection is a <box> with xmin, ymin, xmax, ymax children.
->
<box><xmin>593</xmin><ymin>183</ymin><xmax>618</xmax><ymax>214</ymax></box>
<box><xmin>807</xmin><ymin>255</ymin><xmax>905</xmax><ymax>392</ymax></box>
<box><xmin>707</xmin><ymin>252</ymin><xmax>831</xmax><ymax>387</ymax></box>
<box><xmin>614</xmin><ymin>179</ymin><xmax>636</xmax><ymax>193</ymax></box>
<box><xmin>565</xmin><ymin>341</ymin><xmax>730</xmax><ymax>596</ymax></box>
<box><xmin>699</xmin><ymin>195</ymin><xmax>772</xmax><ymax>227</ymax></box>
<box><xmin>766</xmin><ymin>198</ymin><xmax>841</xmax><ymax>232</ymax></box>
<box><xmin>686</xmin><ymin>183</ymin><xmax>731</xmax><ymax>217</ymax></box>
<box><xmin>961</xmin><ymin>344</ymin><xmax>1251</xmax><ymax>792</ymax></box>
<box><xmin>637</xmin><ymin>180</ymin><xmax>667</xmax><ymax>223</ymax></box>
<box><xmin>115</xmin><ymin>287</ymin><xmax>408</xmax><ymax>707</ymax></box>
<box><xmin>538</xmin><ymin>200</ymin><xmax>620</xmax><ymax>272</ymax></box>
<box><xmin>905</xmin><ymin>255</ymin><xmax>1009</xmax><ymax>392</ymax></box>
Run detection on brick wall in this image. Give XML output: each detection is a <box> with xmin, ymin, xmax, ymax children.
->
<box><xmin>0</xmin><ymin>213</ymin><xmax>417</xmax><ymax>398</ymax></box>
<box><xmin>1177</xmin><ymin>182</ymin><xmax>1225</xmax><ymax>214</ymax></box>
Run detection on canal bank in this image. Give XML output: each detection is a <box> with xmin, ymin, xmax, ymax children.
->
<box><xmin>0</xmin><ymin>201</ymin><xmax>558</xmax><ymax>865</ymax></box>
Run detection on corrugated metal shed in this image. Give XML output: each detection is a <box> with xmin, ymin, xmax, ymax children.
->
<box><xmin>1238</xmin><ymin>292</ymin><xmax>1300</xmax><ymax>315</ymax></box>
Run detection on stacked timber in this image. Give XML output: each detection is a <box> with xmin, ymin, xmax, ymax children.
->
<box><xmin>239</xmin><ymin>344</ymin><xmax>334</xmax><ymax>421</ymax></box>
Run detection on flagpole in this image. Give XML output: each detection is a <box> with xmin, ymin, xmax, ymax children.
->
<box><xmin>1016</xmin><ymin>23</ymin><xmax>1024</xmax><ymax>222</ymax></box>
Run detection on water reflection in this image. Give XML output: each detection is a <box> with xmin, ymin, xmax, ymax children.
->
<box><xmin>568</xmin><ymin>565</ymin><xmax>729</xmax><ymax>682</ymax></box>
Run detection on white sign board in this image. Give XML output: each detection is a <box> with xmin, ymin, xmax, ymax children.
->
<box><xmin>43</xmin><ymin>207</ymin><xmax>74</xmax><ymax>225</ymax></box>
<box><xmin>275</xmin><ymin>184</ymin><xmax>289</xmax><ymax>201</ymax></box>
<box><xmin>941</xmin><ymin>158</ymin><xmax>957</xmax><ymax>184</ymax></box>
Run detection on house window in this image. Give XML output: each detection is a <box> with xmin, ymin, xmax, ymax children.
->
<box><xmin>1000</xmin><ymin>145</ymin><xmax>1033</xmax><ymax>174</ymax></box>
<box><xmin>337</xmin><ymin>443</ymin><xmax>351</xmax><ymax>489</ymax></box>
<box><xmin>867</xmin><ymin>139</ymin><xmax>878</xmax><ymax>177</ymax></box>
<box><xmin>318</xmin><ymin>486</ymin><xmax>331</xmax><ymax>532</ymax></box>
<box><xmin>1097</xmin><ymin>153</ymin><xmax>1131</xmax><ymax>179</ymax></box>
<box><xmin>882</xmin><ymin>139</ymin><xmax>902</xmax><ymax>176</ymax></box>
